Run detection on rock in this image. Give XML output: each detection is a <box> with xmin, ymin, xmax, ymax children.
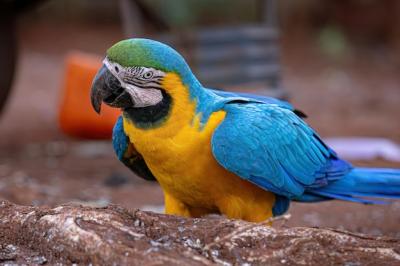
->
<box><xmin>0</xmin><ymin>200</ymin><xmax>399</xmax><ymax>265</ymax></box>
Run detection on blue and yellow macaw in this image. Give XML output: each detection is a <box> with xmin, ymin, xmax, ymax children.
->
<box><xmin>91</xmin><ymin>39</ymin><xmax>400</xmax><ymax>222</ymax></box>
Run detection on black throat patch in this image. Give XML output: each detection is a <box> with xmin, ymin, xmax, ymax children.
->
<box><xmin>123</xmin><ymin>90</ymin><xmax>172</xmax><ymax>129</ymax></box>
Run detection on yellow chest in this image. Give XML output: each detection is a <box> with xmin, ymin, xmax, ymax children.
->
<box><xmin>123</xmin><ymin>110</ymin><xmax>233</xmax><ymax>207</ymax></box>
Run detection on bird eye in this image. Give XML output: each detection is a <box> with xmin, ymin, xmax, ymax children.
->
<box><xmin>114</xmin><ymin>66</ymin><xmax>120</xmax><ymax>73</ymax></box>
<box><xmin>143</xmin><ymin>71</ymin><xmax>153</xmax><ymax>79</ymax></box>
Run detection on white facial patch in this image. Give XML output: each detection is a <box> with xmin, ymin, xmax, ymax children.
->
<box><xmin>103</xmin><ymin>58</ymin><xmax>165</xmax><ymax>108</ymax></box>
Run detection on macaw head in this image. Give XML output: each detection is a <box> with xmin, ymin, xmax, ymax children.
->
<box><xmin>91</xmin><ymin>38</ymin><xmax>203</xmax><ymax>127</ymax></box>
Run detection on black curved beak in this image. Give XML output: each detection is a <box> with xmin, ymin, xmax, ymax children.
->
<box><xmin>90</xmin><ymin>65</ymin><xmax>134</xmax><ymax>113</ymax></box>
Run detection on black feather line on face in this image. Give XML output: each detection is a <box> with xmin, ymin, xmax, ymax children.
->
<box><xmin>123</xmin><ymin>75</ymin><xmax>163</xmax><ymax>87</ymax></box>
<box><xmin>123</xmin><ymin>90</ymin><xmax>172</xmax><ymax>129</ymax></box>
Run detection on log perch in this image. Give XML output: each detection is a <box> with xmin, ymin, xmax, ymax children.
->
<box><xmin>0</xmin><ymin>201</ymin><xmax>399</xmax><ymax>265</ymax></box>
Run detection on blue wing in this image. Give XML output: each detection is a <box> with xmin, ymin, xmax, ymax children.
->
<box><xmin>113</xmin><ymin>116</ymin><xmax>156</xmax><ymax>181</ymax></box>
<box><xmin>211</xmin><ymin>102</ymin><xmax>351</xmax><ymax>199</ymax></box>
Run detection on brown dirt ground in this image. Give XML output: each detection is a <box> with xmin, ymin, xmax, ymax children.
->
<box><xmin>0</xmin><ymin>19</ymin><xmax>399</xmax><ymax>242</ymax></box>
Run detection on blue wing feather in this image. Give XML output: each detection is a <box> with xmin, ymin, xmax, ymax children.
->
<box><xmin>113</xmin><ymin>116</ymin><xmax>156</xmax><ymax>181</ymax></box>
<box><xmin>113</xmin><ymin>116</ymin><xmax>129</xmax><ymax>160</ymax></box>
<box><xmin>211</xmin><ymin>102</ymin><xmax>352</xmax><ymax>199</ymax></box>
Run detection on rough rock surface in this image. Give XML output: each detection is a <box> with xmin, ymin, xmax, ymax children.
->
<box><xmin>0</xmin><ymin>201</ymin><xmax>399</xmax><ymax>265</ymax></box>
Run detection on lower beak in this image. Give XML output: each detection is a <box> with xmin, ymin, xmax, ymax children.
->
<box><xmin>90</xmin><ymin>65</ymin><xmax>133</xmax><ymax>113</ymax></box>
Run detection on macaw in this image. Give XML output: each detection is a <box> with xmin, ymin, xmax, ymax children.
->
<box><xmin>91</xmin><ymin>39</ymin><xmax>400</xmax><ymax>222</ymax></box>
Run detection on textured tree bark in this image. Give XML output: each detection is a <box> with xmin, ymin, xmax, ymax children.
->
<box><xmin>0</xmin><ymin>200</ymin><xmax>399</xmax><ymax>265</ymax></box>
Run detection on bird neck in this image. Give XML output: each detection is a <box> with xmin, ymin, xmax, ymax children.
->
<box><xmin>123</xmin><ymin>90</ymin><xmax>172</xmax><ymax>129</ymax></box>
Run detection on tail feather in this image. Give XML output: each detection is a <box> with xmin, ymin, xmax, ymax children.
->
<box><xmin>299</xmin><ymin>167</ymin><xmax>400</xmax><ymax>204</ymax></box>
<box><xmin>308</xmin><ymin>190</ymin><xmax>388</xmax><ymax>205</ymax></box>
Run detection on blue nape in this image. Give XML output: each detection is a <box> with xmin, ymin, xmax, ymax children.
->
<box><xmin>208</xmin><ymin>89</ymin><xmax>293</xmax><ymax>110</ymax></box>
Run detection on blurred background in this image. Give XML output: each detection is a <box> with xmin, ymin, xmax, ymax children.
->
<box><xmin>0</xmin><ymin>0</ymin><xmax>399</xmax><ymax>236</ymax></box>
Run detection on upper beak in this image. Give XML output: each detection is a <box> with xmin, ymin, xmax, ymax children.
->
<box><xmin>90</xmin><ymin>65</ymin><xmax>109</xmax><ymax>113</ymax></box>
<box><xmin>90</xmin><ymin>65</ymin><xmax>133</xmax><ymax>113</ymax></box>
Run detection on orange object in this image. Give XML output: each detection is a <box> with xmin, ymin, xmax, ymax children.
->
<box><xmin>59</xmin><ymin>52</ymin><xmax>120</xmax><ymax>139</ymax></box>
